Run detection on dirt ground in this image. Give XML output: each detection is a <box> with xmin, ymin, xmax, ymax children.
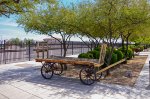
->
<box><xmin>62</xmin><ymin>55</ymin><xmax>147</xmax><ymax>87</ymax></box>
<box><xmin>100</xmin><ymin>56</ymin><xmax>147</xmax><ymax>86</ymax></box>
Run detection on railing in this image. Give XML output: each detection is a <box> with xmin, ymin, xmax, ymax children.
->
<box><xmin>0</xmin><ymin>40</ymin><xmax>93</xmax><ymax>64</ymax></box>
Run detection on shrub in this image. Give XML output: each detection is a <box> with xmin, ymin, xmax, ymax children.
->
<box><xmin>114</xmin><ymin>50</ymin><xmax>124</xmax><ymax>61</ymax></box>
<box><xmin>139</xmin><ymin>46</ymin><xmax>144</xmax><ymax>51</ymax></box>
<box><xmin>87</xmin><ymin>53</ymin><xmax>94</xmax><ymax>59</ymax></box>
<box><xmin>133</xmin><ymin>45</ymin><xmax>144</xmax><ymax>52</ymax></box>
<box><xmin>129</xmin><ymin>45</ymin><xmax>135</xmax><ymax>49</ymax></box>
<box><xmin>95</xmin><ymin>51</ymin><xmax>100</xmax><ymax>59</ymax></box>
<box><xmin>104</xmin><ymin>51</ymin><xmax>118</xmax><ymax>65</ymax></box>
<box><xmin>127</xmin><ymin>48</ymin><xmax>134</xmax><ymax>59</ymax></box>
<box><xmin>87</xmin><ymin>50</ymin><xmax>99</xmax><ymax>59</ymax></box>
<box><xmin>118</xmin><ymin>47</ymin><xmax>134</xmax><ymax>59</ymax></box>
<box><xmin>118</xmin><ymin>47</ymin><xmax>125</xmax><ymax>54</ymax></box>
<box><xmin>94</xmin><ymin>47</ymin><xmax>100</xmax><ymax>51</ymax></box>
<box><xmin>111</xmin><ymin>53</ymin><xmax>118</xmax><ymax>64</ymax></box>
<box><xmin>78</xmin><ymin>53</ymin><xmax>93</xmax><ymax>59</ymax></box>
<box><xmin>133</xmin><ymin>47</ymin><xmax>140</xmax><ymax>53</ymax></box>
<box><xmin>78</xmin><ymin>53</ymin><xmax>88</xmax><ymax>58</ymax></box>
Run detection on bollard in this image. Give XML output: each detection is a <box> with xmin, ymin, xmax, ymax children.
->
<box><xmin>146</xmin><ymin>60</ymin><xmax>150</xmax><ymax>90</ymax></box>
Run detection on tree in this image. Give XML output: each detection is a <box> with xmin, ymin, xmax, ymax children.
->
<box><xmin>118</xmin><ymin>0</ymin><xmax>150</xmax><ymax>58</ymax></box>
<box><xmin>7</xmin><ymin>38</ymin><xmax>21</xmax><ymax>45</ymax></box>
<box><xmin>17</xmin><ymin>0</ymin><xmax>77</xmax><ymax>57</ymax></box>
<box><xmin>72</xmin><ymin>1</ymin><xmax>103</xmax><ymax>49</ymax></box>
<box><xmin>0</xmin><ymin>0</ymin><xmax>40</xmax><ymax>17</ymax></box>
<box><xmin>84</xmin><ymin>0</ymin><xmax>121</xmax><ymax>66</ymax></box>
<box><xmin>74</xmin><ymin>0</ymin><xmax>150</xmax><ymax>75</ymax></box>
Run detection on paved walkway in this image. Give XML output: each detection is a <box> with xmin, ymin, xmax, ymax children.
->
<box><xmin>0</xmin><ymin>53</ymin><xmax>150</xmax><ymax>99</ymax></box>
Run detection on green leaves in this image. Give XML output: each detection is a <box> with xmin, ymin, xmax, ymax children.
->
<box><xmin>0</xmin><ymin>0</ymin><xmax>41</xmax><ymax>17</ymax></box>
<box><xmin>16</xmin><ymin>0</ymin><xmax>150</xmax><ymax>45</ymax></box>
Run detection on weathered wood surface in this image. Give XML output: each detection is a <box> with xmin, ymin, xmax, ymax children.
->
<box><xmin>99</xmin><ymin>44</ymin><xmax>107</xmax><ymax>64</ymax></box>
<box><xmin>96</xmin><ymin>59</ymin><xmax>126</xmax><ymax>74</ymax></box>
<box><xmin>35</xmin><ymin>56</ymin><xmax>103</xmax><ymax>67</ymax></box>
<box><xmin>35</xmin><ymin>44</ymin><xmax>107</xmax><ymax>67</ymax></box>
<box><xmin>35</xmin><ymin>41</ymin><xmax>49</xmax><ymax>58</ymax></box>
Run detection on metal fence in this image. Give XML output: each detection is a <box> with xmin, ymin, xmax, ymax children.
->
<box><xmin>0</xmin><ymin>40</ymin><xmax>93</xmax><ymax>64</ymax></box>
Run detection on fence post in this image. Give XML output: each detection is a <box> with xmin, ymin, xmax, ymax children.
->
<box><xmin>4</xmin><ymin>40</ymin><xmax>6</xmax><ymax>64</ymax></box>
<box><xmin>81</xmin><ymin>42</ymin><xmax>82</xmax><ymax>53</ymax></box>
<box><xmin>91</xmin><ymin>42</ymin><xmax>93</xmax><ymax>51</ymax></box>
<box><xmin>72</xmin><ymin>42</ymin><xmax>73</xmax><ymax>55</ymax></box>
<box><xmin>61</xmin><ymin>42</ymin><xmax>62</xmax><ymax>56</ymax></box>
<box><xmin>88</xmin><ymin>43</ymin><xmax>89</xmax><ymax>51</ymax></box>
<box><xmin>28</xmin><ymin>41</ymin><xmax>31</xmax><ymax>61</ymax></box>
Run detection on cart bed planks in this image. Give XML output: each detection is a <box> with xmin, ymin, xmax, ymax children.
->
<box><xmin>36</xmin><ymin>56</ymin><xmax>102</xmax><ymax>67</ymax></box>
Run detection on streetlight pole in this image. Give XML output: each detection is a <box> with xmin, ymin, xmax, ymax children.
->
<box><xmin>146</xmin><ymin>60</ymin><xmax>150</xmax><ymax>90</ymax></box>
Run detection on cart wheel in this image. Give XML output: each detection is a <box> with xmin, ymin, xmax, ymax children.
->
<box><xmin>79</xmin><ymin>67</ymin><xmax>96</xmax><ymax>85</ymax></box>
<box><xmin>41</xmin><ymin>63</ymin><xmax>54</xmax><ymax>79</ymax></box>
<box><xmin>96</xmin><ymin>73</ymin><xmax>102</xmax><ymax>81</ymax></box>
<box><xmin>53</xmin><ymin>63</ymin><xmax>63</xmax><ymax>75</ymax></box>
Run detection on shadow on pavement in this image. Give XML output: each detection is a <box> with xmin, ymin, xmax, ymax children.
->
<box><xmin>0</xmin><ymin>65</ymin><xmax>149</xmax><ymax>99</ymax></box>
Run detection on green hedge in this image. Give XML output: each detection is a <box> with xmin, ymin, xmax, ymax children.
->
<box><xmin>111</xmin><ymin>53</ymin><xmax>118</xmax><ymax>64</ymax></box>
<box><xmin>78</xmin><ymin>46</ymin><xmax>134</xmax><ymax>65</ymax></box>
<box><xmin>78</xmin><ymin>53</ymin><xmax>93</xmax><ymax>59</ymax></box>
<box><xmin>93</xmin><ymin>46</ymin><xmax>100</xmax><ymax>51</ymax></box>
<box><xmin>88</xmin><ymin>50</ymin><xmax>100</xmax><ymax>59</ymax></box>
<box><xmin>118</xmin><ymin>47</ymin><xmax>134</xmax><ymax>59</ymax></box>
<box><xmin>114</xmin><ymin>50</ymin><xmax>124</xmax><ymax>61</ymax></box>
<box><xmin>127</xmin><ymin>48</ymin><xmax>134</xmax><ymax>59</ymax></box>
<box><xmin>104</xmin><ymin>49</ymin><xmax>118</xmax><ymax>65</ymax></box>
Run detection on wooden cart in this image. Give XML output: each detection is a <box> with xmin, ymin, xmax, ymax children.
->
<box><xmin>35</xmin><ymin>44</ymin><xmax>108</xmax><ymax>85</ymax></box>
<box><xmin>35</xmin><ymin>44</ymin><xmax>125</xmax><ymax>85</ymax></box>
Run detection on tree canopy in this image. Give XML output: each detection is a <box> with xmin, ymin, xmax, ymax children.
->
<box><xmin>16</xmin><ymin>0</ymin><xmax>150</xmax><ymax>63</ymax></box>
<box><xmin>0</xmin><ymin>0</ymin><xmax>40</xmax><ymax>17</ymax></box>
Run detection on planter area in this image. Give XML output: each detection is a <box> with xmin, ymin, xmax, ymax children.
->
<box><xmin>61</xmin><ymin>55</ymin><xmax>147</xmax><ymax>86</ymax></box>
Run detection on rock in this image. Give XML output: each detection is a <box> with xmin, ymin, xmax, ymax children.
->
<box><xmin>125</xmin><ymin>70</ymin><xmax>132</xmax><ymax>78</ymax></box>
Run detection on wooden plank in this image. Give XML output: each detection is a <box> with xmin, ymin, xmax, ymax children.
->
<box><xmin>35</xmin><ymin>57</ymin><xmax>101</xmax><ymax>67</ymax></box>
<box><xmin>36</xmin><ymin>58</ymin><xmax>93</xmax><ymax>66</ymax></box>
<box><xmin>96</xmin><ymin>59</ymin><xmax>126</xmax><ymax>74</ymax></box>
<box><xmin>94</xmin><ymin>63</ymin><xmax>103</xmax><ymax>67</ymax></box>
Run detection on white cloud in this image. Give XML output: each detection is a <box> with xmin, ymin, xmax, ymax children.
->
<box><xmin>0</xmin><ymin>29</ymin><xmax>49</xmax><ymax>41</ymax></box>
<box><xmin>0</xmin><ymin>22</ymin><xmax>18</xmax><ymax>27</ymax></box>
<box><xmin>0</xmin><ymin>21</ymin><xmax>18</xmax><ymax>27</ymax></box>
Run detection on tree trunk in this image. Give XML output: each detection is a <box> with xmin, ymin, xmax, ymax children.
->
<box><xmin>121</xmin><ymin>36</ymin><xmax>125</xmax><ymax>52</ymax></box>
<box><xmin>62</xmin><ymin>41</ymin><xmax>68</xmax><ymax>70</ymax></box>
<box><xmin>125</xmin><ymin>34</ymin><xmax>130</xmax><ymax>63</ymax></box>
<box><xmin>125</xmin><ymin>36</ymin><xmax>129</xmax><ymax>59</ymax></box>
<box><xmin>106</xmin><ymin>45</ymin><xmax>114</xmax><ymax>76</ymax></box>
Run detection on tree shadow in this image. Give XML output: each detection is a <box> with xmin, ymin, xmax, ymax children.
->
<box><xmin>0</xmin><ymin>65</ymin><xmax>149</xmax><ymax>99</ymax></box>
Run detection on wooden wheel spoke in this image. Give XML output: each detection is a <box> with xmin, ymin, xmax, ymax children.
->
<box><xmin>53</xmin><ymin>63</ymin><xmax>63</xmax><ymax>75</ymax></box>
<box><xmin>80</xmin><ymin>67</ymin><xmax>96</xmax><ymax>85</ymax></box>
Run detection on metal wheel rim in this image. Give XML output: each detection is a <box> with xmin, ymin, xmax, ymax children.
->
<box><xmin>41</xmin><ymin>63</ymin><xmax>53</xmax><ymax>79</ymax></box>
<box><xmin>79</xmin><ymin>67</ymin><xmax>96</xmax><ymax>85</ymax></box>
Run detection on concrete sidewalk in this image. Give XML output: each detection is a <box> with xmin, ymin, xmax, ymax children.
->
<box><xmin>0</xmin><ymin>53</ymin><xmax>150</xmax><ymax>99</ymax></box>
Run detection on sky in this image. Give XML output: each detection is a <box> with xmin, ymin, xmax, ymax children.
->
<box><xmin>0</xmin><ymin>0</ymin><xmax>85</xmax><ymax>41</ymax></box>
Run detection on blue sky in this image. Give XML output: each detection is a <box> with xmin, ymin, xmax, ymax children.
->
<box><xmin>0</xmin><ymin>16</ymin><xmax>50</xmax><ymax>41</ymax></box>
<box><xmin>0</xmin><ymin>0</ymin><xmax>84</xmax><ymax>41</ymax></box>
